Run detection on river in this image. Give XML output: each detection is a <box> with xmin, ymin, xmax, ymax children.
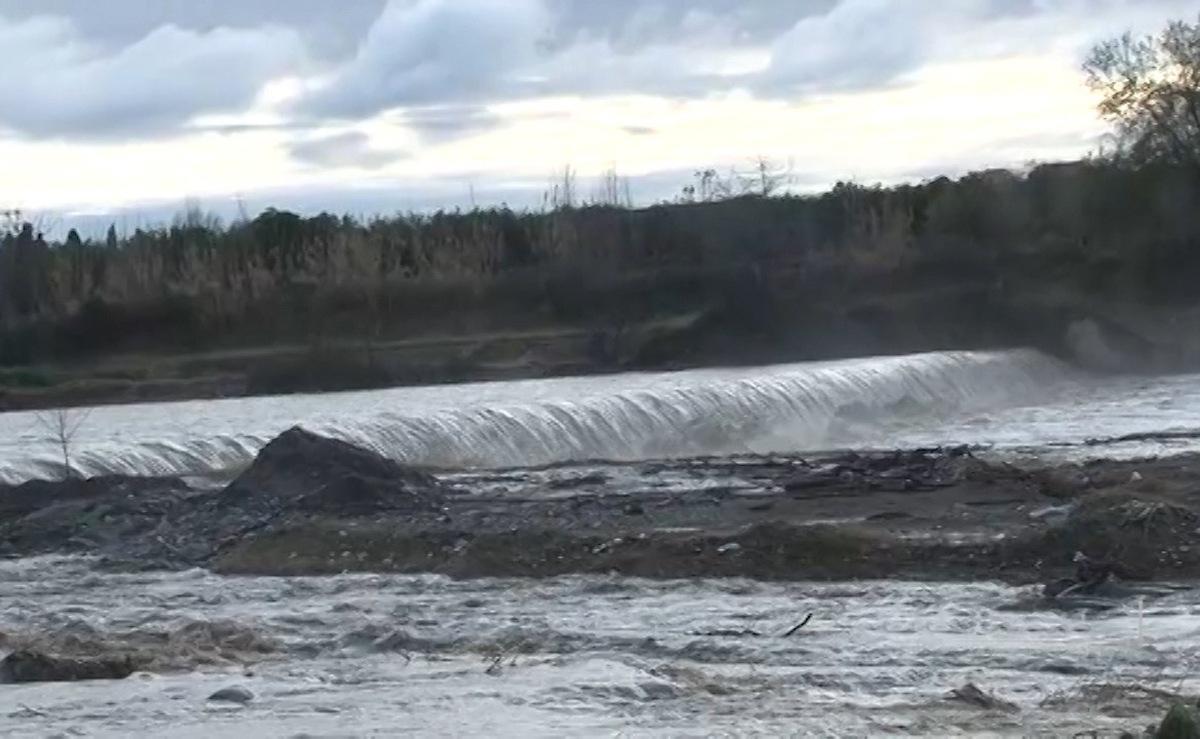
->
<box><xmin>3</xmin><ymin>349</ymin><xmax>1200</xmax><ymax>484</ymax></box>
<box><xmin>2</xmin><ymin>557</ymin><xmax>1198</xmax><ymax>736</ymax></box>
<box><xmin>3</xmin><ymin>349</ymin><xmax>1200</xmax><ymax>736</ymax></box>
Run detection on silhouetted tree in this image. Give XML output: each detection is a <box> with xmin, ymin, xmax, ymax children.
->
<box><xmin>10</xmin><ymin>223</ymin><xmax>48</xmax><ymax>316</ymax></box>
<box><xmin>1085</xmin><ymin>15</ymin><xmax>1200</xmax><ymax>172</ymax></box>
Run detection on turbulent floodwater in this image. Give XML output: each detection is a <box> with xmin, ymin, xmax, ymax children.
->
<box><xmin>3</xmin><ymin>557</ymin><xmax>1199</xmax><ymax>737</ymax></box>
<box><xmin>4</xmin><ymin>349</ymin><xmax>1200</xmax><ymax>736</ymax></box>
<box><xmin>2</xmin><ymin>348</ymin><xmax>1200</xmax><ymax>484</ymax></box>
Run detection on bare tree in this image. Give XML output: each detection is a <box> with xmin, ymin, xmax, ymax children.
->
<box><xmin>592</xmin><ymin>166</ymin><xmax>633</xmax><ymax>207</ymax></box>
<box><xmin>1085</xmin><ymin>15</ymin><xmax>1200</xmax><ymax>171</ymax></box>
<box><xmin>739</xmin><ymin>156</ymin><xmax>795</xmax><ymax>197</ymax></box>
<box><xmin>36</xmin><ymin>407</ymin><xmax>92</xmax><ymax>479</ymax></box>
<box><xmin>683</xmin><ymin>158</ymin><xmax>793</xmax><ymax>202</ymax></box>
<box><xmin>545</xmin><ymin>165</ymin><xmax>578</xmax><ymax>210</ymax></box>
<box><xmin>685</xmin><ymin>168</ymin><xmax>736</xmax><ymax>202</ymax></box>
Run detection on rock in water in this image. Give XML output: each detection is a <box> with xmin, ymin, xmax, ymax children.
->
<box><xmin>208</xmin><ymin>686</ymin><xmax>254</xmax><ymax>704</ymax></box>
<box><xmin>0</xmin><ymin>650</ymin><xmax>136</xmax><ymax>683</ymax></box>
<box><xmin>1157</xmin><ymin>703</ymin><xmax>1200</xmax><ymax>739</ymax></box>
<box><xmin>947</xmin><ymin>682</ymin><xmax>1018</xmax><ymax>712</ymax></box>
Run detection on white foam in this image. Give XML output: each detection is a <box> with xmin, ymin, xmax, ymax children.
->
<box><xmin>0</xmin><ymin>349</ymin><xmax>1076</xmax><ymax>484</ymax></box>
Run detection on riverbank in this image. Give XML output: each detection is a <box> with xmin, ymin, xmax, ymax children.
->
<box><xmin>4</xmin><ymin>160</ymin><xmax>1200</xmax><ymax>412</ymax></box>
<box><xmin>5</xmin><ymin>273</ymin><xmax>1200</xmax><ymax>413</ymax></box>
<box><xmin>4</xmin><ymin>427</ymin><xmax>1198</xmax><ymax>589</ymax></box>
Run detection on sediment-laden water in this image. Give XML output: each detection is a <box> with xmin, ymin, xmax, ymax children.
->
<box><xmin>2</xmin><ymin>557</ymin><xmax>1198</xmax><ymax>737</ymax></box>
<box><xmin>4</xmin><ymin>350</ymin><xmax>1200</xmax><ymax>736</ymax></box>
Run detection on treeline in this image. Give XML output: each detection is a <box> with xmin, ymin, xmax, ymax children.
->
<box><xmin>2</xmin><ymin>159</ymin><xmax>1199</xmax><ymax>365</ymax></box>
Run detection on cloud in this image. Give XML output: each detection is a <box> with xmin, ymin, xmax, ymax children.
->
<box><xmin>293</xmin><ymin>0</ymin><xmax>1057</xmax><ymax>129</ymax></box>
<box><xmin>760</xmin><ymin>0</ymin><xmax>936</xmax><ymax>94</ymax></box>
<box><xmin>0</xmin><ymin>0</ymin><xmax>385</xmax><ymax>60</ymax></box>
<box><xmin>191</xmin><ymin>121</ymin><xmax>315</xmax><ymax>136</ymax></box>
<box><xmin>754</xmin><ymin>0</ymin><xmax>1194</xmax><ymax>97</ymax></box>
<box><xmin>548</xmin><ymin>1</ymin><xmax>835</xmax><ymax>50</ymax></box>
<box><xmin>299</xmin><ymin>0</ymin><xmax>550</xmax><ymax>119</ymax></box>
<box><xmin>294</xmin><ymin>0</ymin><xmax>778</xmax><ymax>126</ymax></box>
<box><xmin>401</xmin><ymin>105</ymin><xmax>502</xmax><ymax>143</ymax></box>
<box><xmin>288</xmin><ymin>131</ymin><xmax>404</xmax><ymax>169</ymax></box>
<box><xmin>0</xmin><ymin>14</ymin><xmax>305</xmax><ymax>139</ymax></box>
<box><xmin>12</xmin><ymin>0</ymin><xmax>1181</xmax><ymax>146</ymax></box>
<box><xmin>753</xmin><ymin>0</ymin><xmax>1055</xmax><ymax>95</ymax></box>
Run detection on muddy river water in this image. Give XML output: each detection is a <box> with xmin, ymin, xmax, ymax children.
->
<box><xmin>3</xmin><ymin>350</ymin><xmax>1200</xmax><ymax>735</ymax></box>
<box><xmin>3</xmin><ymin>557</ymin><xmax>1199</xmax><ymax>736</ymax></box>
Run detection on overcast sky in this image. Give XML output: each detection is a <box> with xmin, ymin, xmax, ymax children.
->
<box><xmin>0</xmin><ymin>0</ymin><xmax>1193</xmax><ymax>230</ymax></box>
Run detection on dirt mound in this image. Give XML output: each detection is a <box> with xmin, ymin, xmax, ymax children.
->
<box><xmin>0</xmin><ymin>475</ymin><xmax>188</xmax><ymax>519</ymax></box>
<box><xmin>220</xmin><ymin>426</ymin><xmax>444</xmax><ymax>512</ymax></box>
<box><xmin>1025</xmin><ymin>493</ymin><xmax>1200</xmax><ymax>577</ymax></box>
<box><xmin>0</xmin><ymin>477</ymin><xmax>192</xmax><ymax>559</ymax></box>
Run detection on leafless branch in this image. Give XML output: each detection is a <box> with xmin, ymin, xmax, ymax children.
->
<box><xmin>35</xmin><ymin>406</ymin><xmax>92</xmax><ymax>479</ymax></box>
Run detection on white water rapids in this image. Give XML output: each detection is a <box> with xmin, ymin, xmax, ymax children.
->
<box><xmin>2</xmin><ymin>558</ymin><xmax>1199</xmax><ymax>736</ymax></box>
<box><xmin>3</xmin><ymin>348</ymin><xmax>1200</xmax><ymax>484</ymax></box>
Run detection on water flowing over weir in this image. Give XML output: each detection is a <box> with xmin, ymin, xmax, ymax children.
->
<box><xmin>340</xmin><ymin>349</ymin><xmax>1069</xmax><ymax>467</ymax></box>
<box><xmin>0</xmin><ymin>349</ymin><xmax>1080</xmax><ymax>484</ymax></box>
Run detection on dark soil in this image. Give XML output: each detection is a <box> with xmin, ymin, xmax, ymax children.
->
<box><xmin>0</xmin><ymin>650</ymin><xmax>137</xmax><ymax>684</ymax></box>
<box><xmin>3</xmin><ymin>428</ymin><xmax>1200</xmax><ymax>586</ymax></box>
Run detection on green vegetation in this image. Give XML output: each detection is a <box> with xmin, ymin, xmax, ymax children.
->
<box><xmin>0</xmin><ymin>367</ymin><xmax>54</xmax><ymax>387</ymax></box>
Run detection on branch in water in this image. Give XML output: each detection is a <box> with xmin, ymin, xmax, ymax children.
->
<box><xmin>782</xmin><ymin>613</ymin><xmax>813</xmax><ymax>637</ymax></box>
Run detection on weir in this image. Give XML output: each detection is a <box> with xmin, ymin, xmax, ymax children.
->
<box><xmin>0</xmin><ymin>349</ymin><xmax>1071</xmax><ymax>484</ymax></box>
